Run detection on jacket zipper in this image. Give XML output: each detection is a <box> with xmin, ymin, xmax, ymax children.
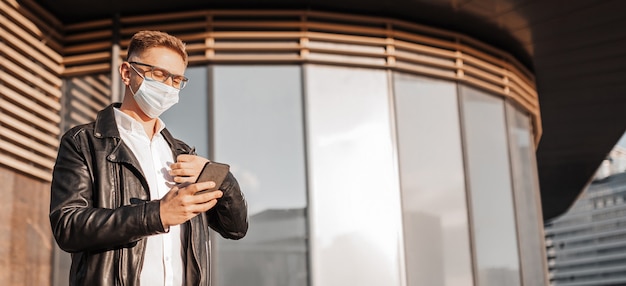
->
<box><xmin>112</xmin><ymin>161</ymin><xmax>125</xmax><ymax>286</ymax></box>
<box><xmin>110</xmin><ymin>143</ymin><xmax>126</xmax><ymax>286</ymax></box>
<box><xmin>207</xmin><ymin>231</ymin><xmax>212</xmax><ymax>286</ymax></box>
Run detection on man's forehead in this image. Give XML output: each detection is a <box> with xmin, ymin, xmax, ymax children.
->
<box><xmin>131</xmin><ymin>46</ymin><xmax>184</xmax><ymax>60</ymax></box>
<box><xmin>130</xmin><ymin>48</ymin><xmax>186</xmax><ymax>70</ymax></box>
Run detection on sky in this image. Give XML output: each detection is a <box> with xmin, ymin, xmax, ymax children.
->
<box><xmin>619</xmin><ymin>132</ymin><xmax>626</xmax><ymax>148</ymax></box>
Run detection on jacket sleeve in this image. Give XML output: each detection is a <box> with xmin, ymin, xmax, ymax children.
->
<box><xmin>207</xmin><ymin>172</ymin><xmax>248</xmax><ymax>239</ymax></box>
<box><xmin>49</xmin><ymin>130</ymin><xmax>166</xmax><ymax>253</ymax></box>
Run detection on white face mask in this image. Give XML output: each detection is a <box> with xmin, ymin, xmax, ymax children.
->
<box><xmin>130</xmin><ymin>77</ymin><xmax>180</xmax><ymax>118</ymax></box>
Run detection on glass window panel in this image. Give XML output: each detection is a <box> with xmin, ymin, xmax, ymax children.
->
<box><xmin>393</xmin><ymin>72</ymin><xmax>473</xmax><ymax>286</ymax></box>
<box><xmin>161</xmin><ymin>66</ymin><xmax>209</xmax><ymax>158</ymax></box>
<box><xmin>212</xmin><ymin>65</ymin><xmax>308</xmax><ymax>286</ymax></box>
<box><xmin>305</xmin><ymin>65</ymin><xmax>404</xmax><ymax>286</ymax></box>
<box><xmin>54</xmin><ymin>73</ymin><xmax>113</xmax><ymax>286</ymax></box>
<box><xmin>459</xmin><ymin>85</ymin><xmax>521</xmax><ymax>286</ymax></box>
<box><xmin>506</xmin><ymin>103</ymin><xmax>548</xmax><ymax>286</ymax></box>
<box><xmin>61</xmin><ymin>74</ymin><xmax>112</xmax><ymax>131</ymax></box>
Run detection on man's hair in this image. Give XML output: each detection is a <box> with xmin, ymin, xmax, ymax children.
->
<box><xmin>126</xmin><ymin>30</ymin><xmax>188</xmax><ymax>65</ymax></box>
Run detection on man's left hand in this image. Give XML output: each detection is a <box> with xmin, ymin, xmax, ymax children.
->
<box><xmin>170</xmin><ymin>154</ymin><xmax>209</xmax><ymax>183</ymax></box>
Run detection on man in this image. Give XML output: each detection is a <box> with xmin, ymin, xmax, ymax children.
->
<box><xmin>50</xmin><ymin>30</ymin><xmax>248</xmax><ymax>285</ymax></box>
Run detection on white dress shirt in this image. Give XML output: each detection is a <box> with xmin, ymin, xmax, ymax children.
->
<box><xmin>114</xmin><ymin>108</ymin><xmax>184</xmax><ymax>286</ymax></box>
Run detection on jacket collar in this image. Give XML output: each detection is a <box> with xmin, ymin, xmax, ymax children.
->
<box><xmin>94</xmin><ymin>103</ymin><xmax>123</xmax><ymax>139</ymax></box>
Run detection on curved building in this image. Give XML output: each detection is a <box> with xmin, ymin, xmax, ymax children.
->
<box><xmin>1</xmin><ymin>1</ymin><xmax>625</xmax><ymax>285</ymax></box>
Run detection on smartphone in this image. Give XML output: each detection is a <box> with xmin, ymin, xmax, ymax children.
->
<box><xmin>195</xmin><ymin>161</ymin><xmax>230</xmax><ymax>194</ymax></box>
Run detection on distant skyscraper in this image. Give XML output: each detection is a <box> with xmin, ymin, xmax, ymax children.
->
<box><xmin>545</xmin><ymin>146</ymin><xmax>626</xmax><ymax>286</ymax></box>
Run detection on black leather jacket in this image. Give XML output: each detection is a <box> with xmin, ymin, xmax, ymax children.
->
<box><xmin>50</xmin><ymin>104</ymin><xmax>248</xmax><ymax>286</ymax></box>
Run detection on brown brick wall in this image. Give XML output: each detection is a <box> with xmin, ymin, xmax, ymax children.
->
<box><xmin>0</xmin><ymin>166</ymin><xmax>52</xmax><ymax>286</ymax></box>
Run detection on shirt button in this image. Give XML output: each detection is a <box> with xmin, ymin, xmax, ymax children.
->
<box><xmin>108</xmin><ymin>155</ymin><xmax>116</xmax><ymax>160</ymax></box>
<box><xmin>95</xmin><ymin>132</ymin><xmax>102</xmax><ymax>138</ymax></box>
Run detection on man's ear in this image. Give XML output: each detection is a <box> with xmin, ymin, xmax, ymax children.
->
<box><xmin>119</xmin><ymin>62</ymin><xmax>131</xmax><ymax>86</ymax></box>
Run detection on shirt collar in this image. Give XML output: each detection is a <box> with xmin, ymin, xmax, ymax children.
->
<box><xmin>113</xmin><ymin>107</ymin><xmax>166</xmax><ymax>136</ymax></box>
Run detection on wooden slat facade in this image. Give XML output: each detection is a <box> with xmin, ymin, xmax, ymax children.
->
<box><xmin>0</xmin><ymin>2</ymin><xmax>61</xmax><ymax>286</ymax></box>
<box><xmin>63</xmin><ymin>9</ymin><xmax>541</xmax><ymax>143</ymax></box>
<box><xmin>2</xmin><ymin>5</ymin><xmax>540</xmax><ymax>183</ymax></box>
<box><xmin>0</xmin><ymin>0</ymin><xmax>63</xmax><ymax>182</ymax></box>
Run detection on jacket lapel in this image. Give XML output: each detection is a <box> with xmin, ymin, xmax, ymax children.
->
<box><xmin>161</xmin><ymin>128</ymin><xmax>193</xmax><ymax>158</ymax></box>
<box><xmin>94</xmin><ymin>103</ymin><xmax>149</xmax><ymax>194</ymax></box>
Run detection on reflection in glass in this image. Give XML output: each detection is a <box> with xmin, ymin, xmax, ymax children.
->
<box><xmin>161</xmin><ymin>66</ymin><xmax>209</xmax><ymax>157</ymax></box>
<box><xmin>61</xmin><ymin>74</ymin><xmax>112</xmax><ymax>131</ymax></box>
<box><xmin>393</xmin><ymin>72</ymin><xmax>473</xmax><ymax>286</ymax></box>
<box><xmin>212</xmin><ymin>65</ymin><xmax>308</xmax><ymax>286</ymax></box>
<box><xmin>460</xmin><ymin>86</ymin><xmax>521</xmax><ymax>286</ymax></box>
<box><xmin>305</xmin><ymin>65</ymin><xmax>403</xmax><ymax>286</ymax></box>
<box><xmin>506</xmin><ymin>103</ymin><xmax>548</xmax><ymax>285</ymax></box>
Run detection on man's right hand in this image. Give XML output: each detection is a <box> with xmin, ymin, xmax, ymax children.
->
<box><xmin>159</xmin><ymin>181</ymin><xmax>224</xmax><ymax>229</ymax></box>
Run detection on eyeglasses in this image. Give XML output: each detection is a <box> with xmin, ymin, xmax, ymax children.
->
<box><xmin>128</xmin><ymin>61</ymin><xmax>189</xmax><ymax>90</ymax></box>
